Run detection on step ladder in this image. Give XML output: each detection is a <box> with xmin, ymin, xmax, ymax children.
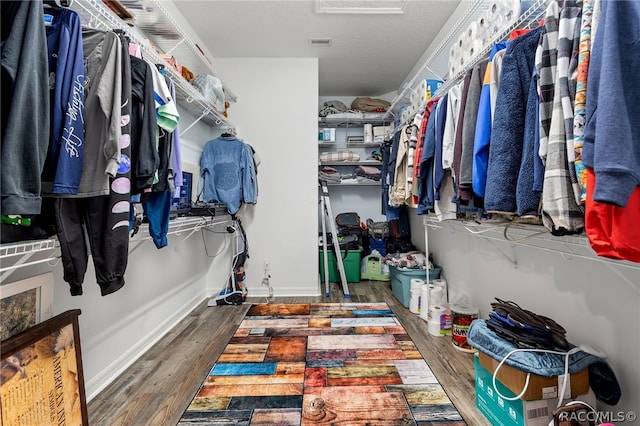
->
<box><xmin>319</xmin><ymin>180</ymin><xmax>350</xmax><ymax>298</ymax></box>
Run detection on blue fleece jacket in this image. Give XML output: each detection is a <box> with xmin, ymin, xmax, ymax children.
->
<box><xmin>583</xmin><ymin>0</ymin><xmax>640</xmax><ymax>207</ymax></box>
<box><xmin>485</xmin><ymin>27</ymin><xmax>543</xmax><ymax>215</ymax></box>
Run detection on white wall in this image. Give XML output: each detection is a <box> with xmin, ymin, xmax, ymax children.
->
<box><xmin>211</xmin><ymin>58</ymin><xmax>321</xmax><ymax>297</ymax></box>
<box><xmin>409</xmin><ymin>210</ymin><xmax>640</xmax><ymax>417</ymax></box>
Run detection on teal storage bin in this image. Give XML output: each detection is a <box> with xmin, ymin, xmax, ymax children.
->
<box><xmin>390</xmin><ymin>266</ymin><xmax>441</xmax><ymax>307</ymax></box>
<box><xmin>319</xmin><ymin>247</ymin><xmax>362</xmax><ymax>283</ymax></box>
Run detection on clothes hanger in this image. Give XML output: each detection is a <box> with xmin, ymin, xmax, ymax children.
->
<box><xmin>44</xmin><ymin>0</ymin><xmax>74</xmax><ymax>8</ymax></box>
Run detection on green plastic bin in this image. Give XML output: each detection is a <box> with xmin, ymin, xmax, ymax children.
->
<box><xmin>319</xmin><ymin>247</ymin><xmax>362</xmax><ymax>283</ymax></box>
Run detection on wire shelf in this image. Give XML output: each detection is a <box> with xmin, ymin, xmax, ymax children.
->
<box><xmin>422</xmin><ymin>216</ymin><xmax>640</xmax><ymax>268</ymax></box>
<box><xmin>70</xmin><ymin>0</ymin><xmax>234</xmax><ymax>129</ymax></box>
<box><xmin>0</xmin><ymin>239</ymin><xmax>58</xmax><ymax>258</ymax></box>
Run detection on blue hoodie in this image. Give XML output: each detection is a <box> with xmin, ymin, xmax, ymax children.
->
<box><xmin>43</xmin><ymin>7</ymin><xmax>85</xmax><ymax>195</ymax></box>
<box><xmin>472</xmin><ymin>42</ymin><xmax>508</xmax><ymax>198</ymax></box>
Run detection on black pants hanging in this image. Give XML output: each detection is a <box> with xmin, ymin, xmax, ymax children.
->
<box><xmin>54</xmin><ymin>195</ymin><xmax>129</xmax><ymax>296</ymax></box>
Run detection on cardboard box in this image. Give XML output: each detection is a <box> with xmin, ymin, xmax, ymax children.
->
<box><xmin>477</xmin><ymin>351</ymin><xmax>589</xmax><ymax>401</ymax></box>
<box><xmin>475</xmin><ymin>354</ymin><xmax>596</xmax><ymax>426</ymax></box>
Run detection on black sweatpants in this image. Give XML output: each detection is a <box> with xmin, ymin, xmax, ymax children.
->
<box><xmin>54</xmin><ymin>195</ymin><xmax>129</xmax><ymax>296</ymax></box>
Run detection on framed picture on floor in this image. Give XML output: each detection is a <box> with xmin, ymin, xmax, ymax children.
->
<box><xmin>0</xmin><ymin>309</ymin><xmax>89</xmax><ymax>426</ymax></box>
<box><xmin>0</xmin><ymin>272</ymin><xmax>55</xmax><ymax>341</ymax></box>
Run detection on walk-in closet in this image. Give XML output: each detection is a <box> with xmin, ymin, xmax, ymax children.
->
<box><xmin>1</xmin><ymin>0</ymin><xmax>638</xmax><ymax>425</ymax></box>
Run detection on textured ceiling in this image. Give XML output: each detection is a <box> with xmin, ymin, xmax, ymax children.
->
<box><xmin>167</xmin><ymin>0</ymin><xmax>463</xmax><ymax>97</ymax></box>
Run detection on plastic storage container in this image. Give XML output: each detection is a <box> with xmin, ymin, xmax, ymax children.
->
<box><xmin>390</xmin><ymin>266</ymin><xmax>441</xmax><ymax>307</ymax></box>
<box><xmin>319</xmin><ymin>247</ymin><xmax>362</xmax><ymax>283</ymax></box>
<box><xmin>360</xmin><ymin>254</ymin><xmax>390</xmax><ymax>281</ymax></box>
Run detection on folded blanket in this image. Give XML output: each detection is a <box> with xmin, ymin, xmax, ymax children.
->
<box><xmin>467</xmin><ymin>319</ymin><xmax>621</xmax><ymax>405</ymax></box>
<box><xmin>319</xmin><ymin>151</ymin><xmax>360</xmax><ymax>162</ymax></box>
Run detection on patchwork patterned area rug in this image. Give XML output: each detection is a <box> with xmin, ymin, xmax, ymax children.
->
<box><xmin>178</xmin><ymin>302</ymin><xmax>465</xmax><ymax>425</ymax></box>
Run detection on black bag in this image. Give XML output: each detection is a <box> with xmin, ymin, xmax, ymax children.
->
<box><xmin>366</xmin><ymin>218</ymin><xmax>389</xmax><ymax>238</ymax></box>
<box><xmin>386</xmin><ymin>237</ymin><xmax>416</xmax><ymax>254</ymax></box>
<box><xmin>335</xmin><ymin>212</ymin><xmax>362</xmax><ymax>236</ymax></box>
<box><xmin>333</xmin><ymin>212</ymin><xmax>366</xmax><ymax>257</ymax></box>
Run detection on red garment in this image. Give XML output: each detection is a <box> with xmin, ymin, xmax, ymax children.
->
<box><xmin>585</xmin><ymin>168</ymin><xmax>640</xmax><ymax>262</ymax></box>
<box><xmin>510</xmin><ymin>28</ymin><xmax>531</xmax><ymax>41</ymax></box>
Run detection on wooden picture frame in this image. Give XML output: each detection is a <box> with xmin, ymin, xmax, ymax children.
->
<box><xmin>1</xmin><ymin>273</ymin><xmax>55</xmax><ymax>341</ymax></box>
<box><xmin>0</xmin><ymin>309</ymin><xmax>89</xmax><ymax>426</ymax></box>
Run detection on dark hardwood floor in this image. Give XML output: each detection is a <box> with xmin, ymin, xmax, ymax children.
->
<box><xmin>87</xmin><ymin>281</ymin><xmax>491</xmax><ymax>425</ymax></box>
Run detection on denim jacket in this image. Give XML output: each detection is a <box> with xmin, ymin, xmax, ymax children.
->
<box><xmin>200</xmin><ymin>136</ymin><xmax>257</xmax><ymax>214</ymax></box>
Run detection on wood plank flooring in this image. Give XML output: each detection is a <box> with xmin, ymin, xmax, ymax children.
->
<box><xmin>87</xmin><ymin>281</ymin><xmax>491</xmax><ymax>426</ymax></box>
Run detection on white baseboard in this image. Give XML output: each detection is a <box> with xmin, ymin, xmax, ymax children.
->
<box><xmin>84</xmin><ymin>288</ymin><xmax>207</xmax><ymax>401</ymax></box>
<box><xmin>206</xmin><ymin>284</ymin><xmax>321</xmax><ymax>298</ymax></box>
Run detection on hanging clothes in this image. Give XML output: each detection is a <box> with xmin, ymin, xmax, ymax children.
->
<box><xmin>585</xmin><ymin>170</ymin><xmax>640</xmax><ymax>263</ymax></box>
<box><xmin>77</xmin><ymin>28</ymin><xmax>122</xmax><ymax>196</ymax></box>
<box><xmin>457</xmin><ymin>61</ymin><xmax>487</xmax><ymax>204</ymax></box>
<box><xmin>540</xmin><ymin>0</ymin><xmax>584</xmax><ymax>234</ymax></box>
<box><xmin>410</xmin><ymin>102</ymin><xmax>433</xmax><ymax>206</ymax></box>
<box><xmin>41</xmin><ymin>6</ymin><xmax>85</xmax><ymax>196</ymax></box>
<box><xmin>433</xmin><ymin>95</ymin><xmax>448</xmax><ymax>201</ymax></box>
<box><xmin>169</xmin><ymin>80</ymin><xmax>184</xmax><ymax>190</ymax></box>
<box><xmin>382</xmin><ymin>129</ymin><xmax>400</xmax><ymax>220</ymax></box>
<box><xmin>416</xmin><ymin>104</ymin><xmax>438</xmax><ymax>215</ymax></box>
<box><xmin>1</xmin><ymin>0</ymin><xmax>50</xmax><ymax>215</ymax></box>
<box><xmin>572</xmin><ymin>0</ymin><xmax>593</xmax><ymax>204</ymax></box>
<box><xmin>389</xmin><ymin>122</ymin><xmax>413</xmax><ymax>207</ymax></box>
<box><xmin>472</xmin><ymin>42</ymin><xmax>508</xmax><ymax>198</ymax></box>
<box><xmin>405</xmin><ymin>110</ymin><xmax>422</xmax><ymax>204</ymax></box>
<box><xmin>452</xmin><ymin>70</ymin><xmax>473</xmax><ymax>198</ymax></box>
<box><xmin>442</xmin><ymin>81</ymin><xmax>462</xmax><ymax>173</ymax></box>
<box><xmin>583</xmin><ymin>0</ymin><xmax>640</xmax><ymax>207</ymax></box>
<box><xmin>200</xmin><ymin>135</ymin><xmax>257</xmax><ymax>215</ymax></box>
<box><xmin>54</xmin><ymin>30</ymin><xmax>130</xmax><ymax>296</ymax></box>
<box><xmin>582</xmin><ymin>0</ymin><xmax>640</xmax><ymax>262</ymax></box>
<box><xmin>129</xmin><ymin>56</ymin><xmax>158</xmax><ymax>193</ymax></box>
<box><xmin>433</xmin><ymin>95</ymin><xmax>457</xmax><ymax>221</ymax></box>
<box><xmin>484</xmin><ymin>27</ymin><xmax>543</xmax><ymax>216</ymax></box>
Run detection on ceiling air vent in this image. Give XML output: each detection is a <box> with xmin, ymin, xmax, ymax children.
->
<box><xmin>314</xmin><ymin>0</ymin><xmax>407</xmax><ymax>14</ymax></box>
<box><xmin>309</xmin><ymin>38</ymin><xmax>333</xmax><ymax>46</ymax></box>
